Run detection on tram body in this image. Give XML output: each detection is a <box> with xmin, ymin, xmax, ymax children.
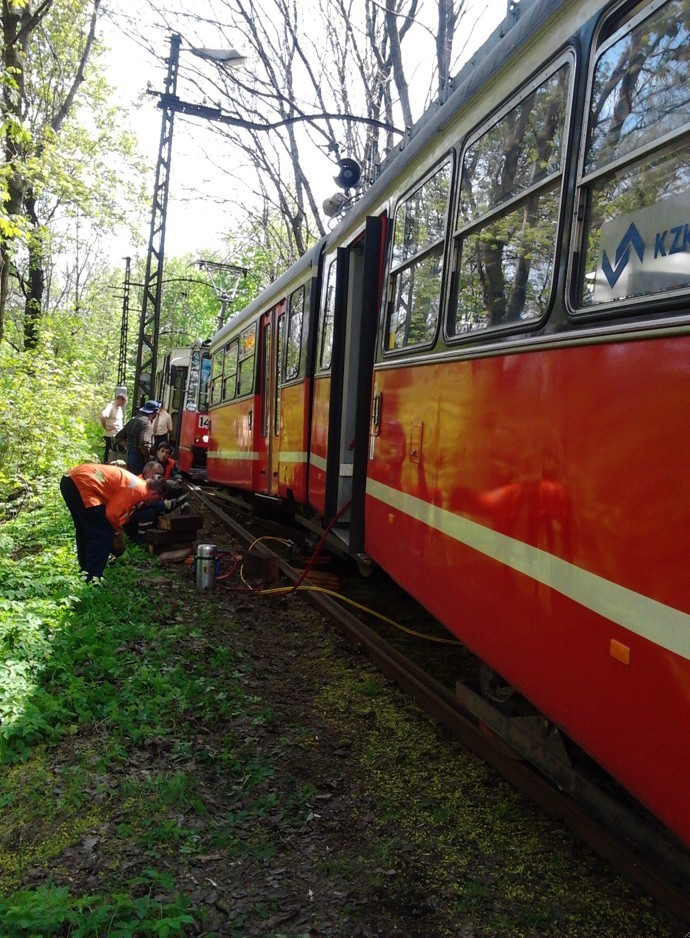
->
<box><xmin>207</xmin><ymin>0</ymin><xmax>690</xmax><ymax>847</ymax></box>
<box><xmin>155</xmin><ymin>344</ymin><xmax>211</xmax><ymax>478</ymax></box>
<box><xmin>207</xmin><ymin>247</ymin><xmax>323</xmax><ymax>503</ymax></box>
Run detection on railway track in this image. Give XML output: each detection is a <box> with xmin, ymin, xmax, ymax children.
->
<box><xmin>187</xmin><ymin>482</ymin><xmax>690</xmax><ymax>927</ymax></box>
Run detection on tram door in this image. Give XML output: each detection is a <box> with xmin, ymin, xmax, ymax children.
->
<box><xmin>169</xmin><ymin>363</ymin><xmax>187</xmax><ymax>447</ymax></box>
<box><xmin>312</xmin><ymin>216</ymin><xmax>383</xmax><ymax>549</ymax></box>
<box><xmin>257</xmin><ymin>303</ymin><xmax>284</xmax><ymax>496</ymax></box>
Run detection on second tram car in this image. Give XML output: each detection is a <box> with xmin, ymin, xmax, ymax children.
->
<box><xmin>206</xmin><ymin>244</ymin><xmax>325</xmax><ymax>503</ymax></box>
<box><xmin>155</xmin><ymin>343</ymin><xmax>211</xmax><ymax>478</ymax></box>
<box><xmin>206</xmin><ymin>0</ymin><xmax>690</xmax><ymax>848</ymax></box>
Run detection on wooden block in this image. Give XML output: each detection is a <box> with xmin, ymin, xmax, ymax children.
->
<box><xmin>148</xmin><ymin>541</ymin><xmax>197</xmax><ymax>556</ymax></box>
<box><xmin>295</xmin><ymin>570</ymin><xmax>340</xmax><ymax>590</ymax></box>
<box><xmin>146</xmin><ymin>528</ymin><xmax>197</xmax><ymax>546</ymax></box>
<box><xmin>157</xmin><ymin>547</ymin><xmax>193</xmax><ymax>563</ymax></box>
<box><xmin>241</xmin><ymin>547</ymin><xmax>280</xmax><ymax>587</ymax></box>
<box><xmin>158</xmin><ymin>513</ymin><xmax>204</xmax><ymax>533</ymax></box>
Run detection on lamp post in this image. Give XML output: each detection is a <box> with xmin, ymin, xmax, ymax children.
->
<box><xmin>131</xmin><ymin>35</ymin><xmax>245</xmax><ymax>410</ymax></box>
<box><xmin>130</xmin><ymin>33</ymin><xmax>397</xmax><ymax>410</ymax></box>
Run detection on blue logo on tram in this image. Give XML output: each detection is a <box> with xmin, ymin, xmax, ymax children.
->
<box><xmin>602</xmin><ymin>223</ymin><xmax>645</xmax><ymax>288</ymax></box>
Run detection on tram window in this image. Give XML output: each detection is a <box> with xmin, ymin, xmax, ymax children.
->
<box><xmin>285</xmin><ymin>286</ymin><xmax>304</xmax><ymax>381</ymax></box>
<box><xmin>210</xmin><ymin>347</ymin><xmax>224</xmax><ymax>407</ymax></box>
<box><xmin>576</xmin><ymin>0</ymin><xmax>690</xmax><ymax>308</ymax></box>
<box><xmin>459</xmin><ymin>67</ymin><xmax>569</xmax><ymax>227</ymax></box>
<box><xmin>186</xmin><ymin>348</ymin><xmax>201</xmax><ymax>411</ymax></box>
<box><xmin>386</xmin><ymin>159</ymin><xmax>452</xmax><ymax>350</ymax></box>
<box><xmin>585</xmin><ymin>1</ymin><xmax>690</xmax><ymax>176</ymax></box>
<box><xmin>198</xmin><ymin>354</ymin><xmax>211</xmax><ymax>412</ymax></box>
<box><xmin>171</xmin><ymin>368</ymin><xmax>185</xmax><ymax>414</ymax></box>
<box><xmin>237</xmin><ymin>324</ymin><xmax>256</xmax><ymax>396</ymax></box>
<box><xmin>275</xmin><ymin>313</ymin><xmax>284</xmax><ymax>436</ymax></box>
<box><xmin>318</xmin><ymin>261</ymin><xmax>336</xmax><ymax>371</ymax></box>
<box><xmin>451</xmin><ymin>63</ymin><xmax>570</xmax><ymax>335</ymax></box>
<box><xmin>389</xmin><ymin>243</ymin><xmax>445</xmax><ymax>347</ymax></box>
<box><xmin>223</xmin><ymin>341</ymin><xmax>238</xmax><ymax>401</ymax></box>
<box><xmin>262</xmin><ymin>322</ymin><xmax>272</xmax><ymax>437</ymax></box>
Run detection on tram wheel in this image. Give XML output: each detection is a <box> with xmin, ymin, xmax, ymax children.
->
<box><xmin>479</xmin><ymin>663</ymin><xmax>518</xmax><ymax>713</ymax></box>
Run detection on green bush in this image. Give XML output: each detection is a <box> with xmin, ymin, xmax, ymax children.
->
<box><xmin>0</xmin><ymin>341</ymin><xmax>103</xmax><ymax>512</ymax></box>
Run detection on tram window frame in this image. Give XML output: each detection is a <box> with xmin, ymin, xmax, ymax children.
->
<box><xmin>222</xmin><ymin>340</ymin><xmax>239</xmax><ymax>402</ymax></box>
<box><xmin>571</xmin><ymin>0</ymin><xmax>690</xmax><ymax>315</ymax></box>
<box><xmin>448</xmin><ymin>54</ymin><xmax>574</xmax><ymax>341</ymax></box>
<box><xmin>237</xmin><ymin>323</ymin><xmax>257</xmax><ymax>398</ymax></box>
<box><xmin>210</xmin><ymin>346</ymin><xmax>224</xmax><ymax>407</ymax></box>
<box><xmin>382</xmin><ymin>156</ymin><xmax>453</xmax><ymax>355</ymax></box>
<box><xmin>275</xmin><ymin>312</ymin><xmax>284</xmax><ymax>436</ymax></box>
<box><xmin>284</xmin><ymin>285</ymin><xmax>305</xmax><ymax>382</ymax></box>
<box><xmin>317</xmin><ymin>259</ymin><xmax>336</xmax><ymax>372</ymax></box>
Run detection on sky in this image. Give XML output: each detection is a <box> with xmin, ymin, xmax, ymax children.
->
<box><xmin>101</xmin><ymin>0</ymin><xmax>508</xmax><ymax>264</ymax></box>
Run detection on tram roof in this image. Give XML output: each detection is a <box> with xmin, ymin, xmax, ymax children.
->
<box><xmin>323</xmin><ymin>0</ymin><xmax>580</xmax><ymax>241</ymax></box>
<box><xmin>210</xmin><ymin>0</ymin><xmax>584</xmax><ymax>351</ymax></box>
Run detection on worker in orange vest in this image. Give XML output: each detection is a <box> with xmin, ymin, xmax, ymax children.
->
<box><xmin>154</xmin><ymin>441</ymin><xmax>182</xmax><ymax>481</ymax></box>
<box><xmin>60</xmin><ymin>463</ymin><xmax>165</xmax><ymax>580</ymax></box>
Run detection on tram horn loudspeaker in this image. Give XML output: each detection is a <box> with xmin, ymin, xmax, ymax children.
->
<box><xmin>333</xmin><ymin>158</ymin><xmax>361</xmax><ymax>190</ymax></box>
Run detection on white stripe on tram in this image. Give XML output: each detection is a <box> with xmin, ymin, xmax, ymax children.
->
<box><xmin>366</xmin><ymin>478</ymin><xmax>690</xmax><ymax>662</ymax></box>
<box><xmin>208</xmin><ymin>451</ymin><xmax>260</xmax><ymax>461</ymax></box>
<box><xmin>208</xmin><ymin>450</ymin><xmax>308</xmax><ymax>464</ymax></box>
<box><xmin>310</xmin><ymin>453</ymin><xmax>327</xmax><ymax>473</ymax></box>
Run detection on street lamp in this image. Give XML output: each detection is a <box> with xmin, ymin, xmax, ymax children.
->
<box><xmin>132</xmin><ymin>34</ymin><xmax>245</xmax><ymax>411</ymax></box>
<box><xmin>190</xmin><ymin>47</ymin><xmax>246</xmax><ymax>66</ymax></box>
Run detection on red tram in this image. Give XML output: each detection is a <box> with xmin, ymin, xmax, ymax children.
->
<box><xmin>155</xmin><ymin>343</ymin><xmax>211</xmax><ymax>478</ymax></box>
<box><xmin>206</xmin><ymin>0</ymin><xmax>690</xmax><ymax>848</ymax></box>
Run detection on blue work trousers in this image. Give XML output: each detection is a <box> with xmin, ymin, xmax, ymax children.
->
<box><xmin>59</xmin><ymin>475</ymin><xmax>115</xmax><ymax>580</ymax></box>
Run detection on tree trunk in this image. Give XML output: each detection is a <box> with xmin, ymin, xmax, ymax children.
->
<box><xmin>1</xmin><ymin>0</ymin><xmax>99</xmax><ymax>346</ymax></box>
<box><xmin>23</xmin><ymin>189</ymin><xmax>44</xmax><ymax>349</ymax></box>
<box><xmin>1</xmin><ymin>0</ymin><xmax>32</xmax><ymax>341</ymax></box>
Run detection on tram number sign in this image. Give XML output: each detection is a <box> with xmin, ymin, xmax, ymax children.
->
<box><xmin>198</xmin><ymin>415</ymin><xmax>210</xmax><ymax>430</ymax></box>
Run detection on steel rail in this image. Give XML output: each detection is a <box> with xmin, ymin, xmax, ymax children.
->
<box><xmin>188</xmin><ymin>484</ymin><xmax>690</xmax><ymax>926</ymax></box>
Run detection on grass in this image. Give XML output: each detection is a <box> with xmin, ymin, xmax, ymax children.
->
<box><xmin>0</xmin><ymin>874</ymin><xmax>194</xmax><ymax>937</ymax></box>
<box><xmin>311</xmin><ymin>651</ymin><xmax>674</xmax><ymax>937</ymax></box>
<box><xmin>0</xmin><ymin>498</ymin><xmax>277</xmax><ymax>936</ymax></box>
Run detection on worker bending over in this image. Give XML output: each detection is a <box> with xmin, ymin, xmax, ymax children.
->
<box><xmin>60</xmin><ymin>463</ymin><xmax>165</xmax><ymax>581</ymax></box>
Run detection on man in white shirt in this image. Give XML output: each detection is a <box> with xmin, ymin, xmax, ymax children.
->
<box><xmin>100</xmin><ymin>391</ymin><xmax>127</xmax><ymax>463</ymax></box>
<box><xmin>152</xmin><ymin>405</ymin><xmax>174</xmax><ymax>449</ymax></box>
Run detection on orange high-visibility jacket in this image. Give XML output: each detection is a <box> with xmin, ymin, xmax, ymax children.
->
<box><xmin>67</xmin><ymin>463</ymin><xmax>155</xmax><ymax>533</ymax></box>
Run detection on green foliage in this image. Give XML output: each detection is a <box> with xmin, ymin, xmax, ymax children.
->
<box><xmin>0</xmin><ymin>873</ymin><xmax>194</xmax><ymax>937</ymax></box>
<box><xmin>0</xmin><ymin>341</ymin><xmax>101</xmax><ymax>508</ymax></box>
<box><xmin>134</xmin><ymin>234</ymin><xmax>277</xmax><ymax>356</ymax></box>
<box><xmin>1</xmin><ymin>0</ymin><xmax>149</xmax><ymax>348</ymax></box>
<box><xmin>0</xmin><ymin>499</ymin><xmax>270</xmax><ymax>928</ymax></box>
<box><xmin>145</xmin><ymin>254</ymin><xmax>222</xmax><ymax>348</ymax></box>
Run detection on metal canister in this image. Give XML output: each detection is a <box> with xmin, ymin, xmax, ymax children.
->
<box><xmin>196</xmin><ymin>543</ymin><xmax>217</xmax><ymax>590</ymax></box>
